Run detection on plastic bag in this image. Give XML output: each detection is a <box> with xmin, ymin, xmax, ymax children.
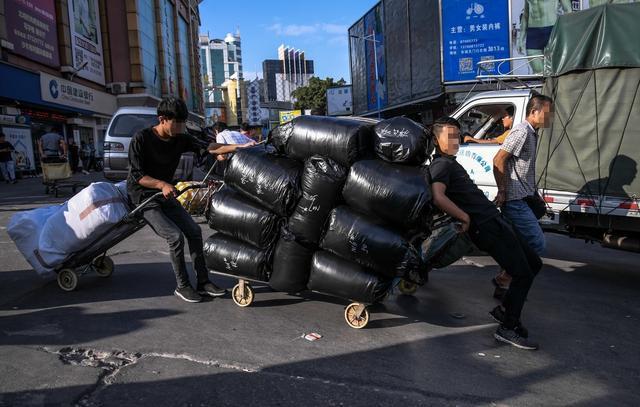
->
<box><xmin>269</xmin><ymin>121</ymin><xmax>294</xmax><ymax>153</ymax></box>
<box><xmin>7</xmin><ymin>205</ymin><xmax>61</xmax><ymax>277</ymax></box>
<box><xmin>320</xmin><ymin>206</ymin><xmax>422</xmax><ymax>278</ymax></box>
<box><xmin>203</xmin><ymin>234</ymin><xmax>271</xmax><ymax>281</ymax></box>
<box><xmin>224</xmin><ymin>145</ymin><xmax>302</xmax><ymax>217</ymax></box>
<box><xmin>38</xmin><ymin>183</ymin><xmax>129</xmax><ymax>269</ymax></box>
<box><xmin>208</xmin><ymin>187</ymin><xmax>280</xmax><ymax>249</ymax></box>
<box><xmin>307</xmin><ymin>251</ymin><xmax>391</xmax><ymax>304</ymax></box>
<box><xmin>373</xmin><ymin>117</ymin><xmax>430</xmax><ymax>164</ymax></box>
<box><xmin>421</xmin><ymin>221</ymin><xmax>474</xmax><ymax>269</ymax></box>
<box><xmin>282</xmin><ymin>116</ymin><xmax>375</xmax><ymax>167</ymax></box>
<box><xmin>269</xmin><ymin>229</ymin><xmax>314</xmax><ymax>293</ymax></box>
<box><xmin>342</xmin><ymin>160</ymin><xmax>431</xmax><ymax>232</ymax></box>
<box><xmin>288</xmin><ymin>156</ymin><xmax>347</xmax><ymax>245</ymax></box>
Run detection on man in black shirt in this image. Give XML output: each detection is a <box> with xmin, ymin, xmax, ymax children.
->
<box><xmin>128</xmin><ymin>97</ymin><xmax>254</xmax><ymax>303</ymax></box>
<box><xmin>429</xmin><ymin>117</ymin><xmax>542</xmax><ymax>350</ymax></box>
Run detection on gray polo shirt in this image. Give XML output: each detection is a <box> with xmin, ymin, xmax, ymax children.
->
<box><xmin>41</xmin><ymin>132</ymin><xmax>62</xmax><ymax>155</ymax></box>
<box><xmin>501</xmin><ymin>121</ymin><xmax>538</xmax><ymax>201</ymax></box>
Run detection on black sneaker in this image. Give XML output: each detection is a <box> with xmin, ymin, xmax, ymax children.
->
<box><xmin>174</xmin><ymin>286</ymin><xmax>203</xmax><ymax>303</ymax></box>
<box><xmin>489</xmin><ymin>306</ymin><xmax>529</xmax><ymax>338</ymax></box>
<box><xmin>495</xmin><ymin>325</ymin><xmax>539</xmax><ymax>350</ymax></box>
<box><xmin>197</xmin><ymin>282</ymin><xmax>227</xmax><ymax>297</ymax></box>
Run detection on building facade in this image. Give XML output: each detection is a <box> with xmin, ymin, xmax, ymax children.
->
<box><xmin>262</xmin><ymin>45</ymin><xmax>314</xmax><ymax>103</ymax></box>
<box><xmin>199</xmin><ymin>31</ymin><xmax>243</xmax><ymax>124</ymax></box>
<box><xmin>0</xmin><ymin>0</ymin><xmax>204</xmax><ymax>175</ymax></box>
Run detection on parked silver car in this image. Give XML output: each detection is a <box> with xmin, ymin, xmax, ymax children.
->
<box><xmin>103</xmin><ymin>107</ymin><xmax>194</xmax><ymax>181</ymax></box>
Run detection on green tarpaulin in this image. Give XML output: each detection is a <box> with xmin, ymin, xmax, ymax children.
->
<box><xmin>537</xmin><ymin>4</ymin><xmax>640</xmax><ymax>200</ymax></box>
<box><xmin>544</xmin><ymin>3</ymin><xmax>640</xmax><ymax>77</ymax></box>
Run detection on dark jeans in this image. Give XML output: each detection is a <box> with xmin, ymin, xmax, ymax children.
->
<box><xmin>469</xmin><ymin>215</ymin><xmax>542</xmax><ymax>327</ymax></box>
<box><xmin>142</xmin><ymin>198</ymin><xmax>209</xmax><ymax>288</ymax></box>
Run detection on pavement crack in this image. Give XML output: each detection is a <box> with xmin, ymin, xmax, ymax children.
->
<box><xmin>146</xmin><ymin>351</ymin><xmax>257</xmax><ymax>372</ymax></box>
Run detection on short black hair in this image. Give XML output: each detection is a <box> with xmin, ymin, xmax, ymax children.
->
<box><xmin>526</xmin><ymin>93</ymin><xmax>553</xmax><ymax>116</ymax></box>
<box><xmin>157</xmin><ymin>97</ymin><xmax>189</xmax><ymax>121</ymax></box>
<box><xmin>505</xmin><ymin>105</ymin><xmax>515</xmax><ymax>116</ymax></box>
<box><xmin>431</xmin><ymin>116</ymin><xmax>461</xmax><ymax>138</ymax></box>
<box><xmin>212</xmin><ymin>121</ymin><xmax>227</xmax><ymax>133</ymax></box>
<box><xmin>240</xmin><ymin>122</ymin><xmax>250</xmax><ymax>132</ymax></box>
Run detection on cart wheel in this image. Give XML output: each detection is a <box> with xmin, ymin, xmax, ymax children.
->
<box><xmin>232</xmin><ymin>283</ymin><xmax>254</xmax><ymax>307</ymax></box>
<box><xmin>398</xmin><ymin>279</ymin><xmax>418</xmax><ymax>295</ymax></box>
<box><xmin>344</xmin><ymin>303</ymin><xmax>370</xmax><ymax>329</ymax></box>
<box><xmin>57</xmin><ymin>269</ymin><xmax>78</xmax><ymax>291</ymax></box>
<box><xmin>93</xmin><ymin>256</ymin><xmax>114</xmax><ymax>278</ymax></box>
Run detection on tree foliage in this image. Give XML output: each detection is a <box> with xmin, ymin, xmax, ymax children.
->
<box><xmin>291</xmin><ymin>77</ymin><xmax>346</xmax><ymax>114</ymax></box>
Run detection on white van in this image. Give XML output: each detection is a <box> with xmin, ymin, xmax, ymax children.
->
<box><xmin>103</xmin><ymin>107</ymin><xmax>194</xmax><ymax>181</ymax></box>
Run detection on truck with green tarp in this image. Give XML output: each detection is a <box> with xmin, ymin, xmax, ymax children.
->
<box><xmin>451</xmin><ymin>3</ymin><xmax>640</xmax><ymax>252</ymax></box>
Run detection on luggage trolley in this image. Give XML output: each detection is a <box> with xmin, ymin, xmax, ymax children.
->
<box><xmin>54</xmin><ymin>185</ymin><xmax>205</xmax><ymax>291</ymax></box>
<box><xmin>41</xmin><ymin>158</ymin><xmax>87</xmax><ymax>197</ymax></box>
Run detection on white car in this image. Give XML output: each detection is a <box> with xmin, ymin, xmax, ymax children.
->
<box><xmin>102</xmin><ymin>106</ymin><xmax>195</xmax><ymax>181</ymax></box>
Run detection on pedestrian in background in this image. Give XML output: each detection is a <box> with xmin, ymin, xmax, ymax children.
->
<box><xmin>0</xmin><ymin>132</ymin><xmax>17</xmax><ymax>184</ymax></box>
<box><xmin>67</xmin><ymin>139</ymin><xmax>80</xmax><ymax>173</ymax></box>
<box><xmin>492</xmin><ymin>94</ymin><xmax>554</xmax><ymax>298</ymax></box>
<box><xmin>38</xmin><ymin>126</ymin><xmax>66</xmax><ymax>161</ymax></box>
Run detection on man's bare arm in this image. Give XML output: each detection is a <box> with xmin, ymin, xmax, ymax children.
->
<box><xmin>493</xmin><ymin>149</ymin><xmax>512</xmax><ymax>206</ymax></box>
<box><xmin>207</xmin><ymin>141</ymin><xmax>255</xmax><ymax>155</ymax></box>
<box><xmin>137</xmin><ymin>175</ymin><xmax>176</xmax><ymax>198</ymax></box>
<box><xmin>432</xmin><ymin>182</ymin><xmax>471</xmax><ymax>232</ymax></box>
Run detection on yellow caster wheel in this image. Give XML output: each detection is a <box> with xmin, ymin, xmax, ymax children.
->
<box><xmin>57</xmin><ymin>269</ymin><xmax>78</xmax><ymax>291</ymax></box>
<box><xmin>398</xmin><ymin>279</ymin><xmax>418</xmax><ymax>295</ymax></box>
<box><xmin>232</xmin><ymin>282</ymin><xmax>254</xmax><ymax>307</ymax></box>
<box><xmin>344</xmin><ymin>302</ymin><xmax>369</xmax><ymax>329</ymax></box>
<box><xmin>93</xmin><ymin>256</ymin><xmax>114</xmax><ymax>278</ymax></box>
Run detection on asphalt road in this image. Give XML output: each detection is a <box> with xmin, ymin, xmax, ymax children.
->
<box><xmin>0</xmin><ymin>173</ymin><xmax>639</xmax><ymax>406</ymax></box>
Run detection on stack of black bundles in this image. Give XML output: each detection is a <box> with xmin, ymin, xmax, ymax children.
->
<box><xmin>204</xmin><ymin>145</ymin><xmax>302</xmax><ymax>282</ymax></box>
<box><xmin>269</xmin><ymin>155</ymin><xmax>347</xmax><ymax>293</ymax></box>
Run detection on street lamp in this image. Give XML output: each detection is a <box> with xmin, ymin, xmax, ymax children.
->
<box><xmin>350</xmin><ymin>31</ymin><xmax>381</xmax><ymax>119</ymax></box>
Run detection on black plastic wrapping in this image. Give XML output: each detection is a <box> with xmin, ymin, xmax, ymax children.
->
<box><xmin>307</xmin><ymin>251</ymin><xmax>391</xmax><ymax>304</ymax></box>
<box><xmin>224</xmin><ymin>145</ymin><xmax>302</xmax><ymax>217</ymax></box>
<box><xmin>203</xmin><ymin>234</ymin><xmax>270</xmax><ymax>281</ymax></box>
<box><xmin>373</xmin><ymin>117</ymin><xmax>429</xmax><ymax>164</ymax></box>
<box><xmin>288</xmin><ymin>156</ymin><xmax>347</xmax><ymax>245</ymax></box>
<box><xmin>269</xmin><ymin>121</ymin><xmax>294</xmax><ymax>153</ymax></box>
<box><xmin>342</xmin><ymin>160</ymin><xmax>431</xmax><ymax>232</ymax></box>
<box><xmin>208</xmin><ymin>187</ymin><xmax>280</xmax><ymax>249</ymax></box>
<box><xmin>320</xmin><ymin>206</ymin><xmax>422</xmax><ymax>278</ymax></box>
<box><xmin>269</xmin><ymin>229</ymin><xmax>314</xmax><ymax>293</ymax></box>
<box><xmin>282</xmin><ymin>116</ymin><xmax>375</xmax><ymax>167</ymax></box>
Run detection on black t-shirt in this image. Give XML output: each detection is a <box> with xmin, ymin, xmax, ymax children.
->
<box><xmin>127</xmin><ymin>127</ymin><xmax>202</xmax><ymax>205</ymax></box>
<box><xmin>428</xmin><ymin>153</ymin><xmax>499</xmax><ymax>225</ymax></box>
<box><xmin>0</xmin><ymin>141</ymin><xmax>14</xmax><ymax>162</ymax></box>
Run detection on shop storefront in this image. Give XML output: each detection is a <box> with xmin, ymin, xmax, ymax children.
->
<box><xmin>0</xmin><ymin>63</ymin><xmax>116</xmax><ymax>175</ymax></box>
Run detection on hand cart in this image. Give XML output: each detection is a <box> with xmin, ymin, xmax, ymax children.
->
<box><xmin>53</xmin><ymin>184</ymin><xmax>205</xmax><ymax>291</ymax></box>
<box><xmin>41</xmin><ymin>157</ymin><xmax>87</xmax><ymax>197</ymax></box>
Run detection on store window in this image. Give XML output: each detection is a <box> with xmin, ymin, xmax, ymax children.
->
<box><xmin>160</xmin><ymin>0</ymin><xmax>178</xmax><ymax>95</ymax></box>
<box><xmin>178</xmin><ymin>16</ymin><xmax>193</xmax><ymax>110</ymax></box>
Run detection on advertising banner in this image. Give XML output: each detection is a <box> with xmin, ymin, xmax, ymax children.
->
<box><xmin>279</xmin><ymin>110</ymin><xmax>302</xmax><ymax>124</ymax></box>
<box><xmin>5</xmin><ymin>0</ymin><xmax>59</xmax><ymax>66</ymax></box>
<box><xmin>441</xmin><ymin>0</ymin><xmax>511</xmax><ymax>83</ymax></box>
<box><xmin>40</xmin><ymin>72</ymin><xmax>116</xmax><ymax>115</ymax></box>
<box><xmin>364</xmin><ymin>3</ymin><xmax>387</xmax><ymax>111</ymax></box>
<box><xmin>327</xmin><ymin>86</ymin><xmax>353</xmax><ymax>116</ymax></box>
<box><xmin>68</xmin><ymin>0</ymin><xmax>105</xmax><ymax>84</ymax></box>
<box><xmin>1</xmin><ymin>126</ymin><xmax>35</xmax><ymax>171</ymax></box>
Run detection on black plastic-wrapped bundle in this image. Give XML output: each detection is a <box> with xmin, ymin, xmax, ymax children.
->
<box><xmin>320</xmin><ymin>206</ymin><xmax>422</xmax><ymax>278</ymax></box>
<box><xmin>203</xmin><ymin>234</ymin><xmax>270</xmax><ymax>281</ymax></box>
<box><xmin>283</xmin><ymin>116</ymin><xmax>375</xmax><ymax>167</ymax></box>
<box><xmin>269</xmin><ymin>229</ymin><xmax>314</xmax><ymax>293</ymax></box>
<box><xmin>342</xmin><ymin>160</ymin><xmax>431</xmax><ymax>232</ymax></box>
<box><xmin>373</xmin><ymin>117</ymin><xmax>430</xmax><ymax>165</ymax></box>
<box><xmin>224</xmin><ymin>145</ymin><xmax>302</xmax><ymax>217</ymax></box>
<box><xmin>288</xmin><ymin>156</ymin><xmax>347</xmax><ymax>245</ymax></box>
<box><xmin>307</xmin><ymin>251</ymin><xmax>391</xmax><ymax>304</ymax></box>
<box><xmin>208</xmin><ymin>187</ymin><xmax>280</xmax><ymax>249</ymax></box>
<box><xmin>269</xmin><ymin>121</ymin><xmax>294</xmax><ymax>153</ymax></box>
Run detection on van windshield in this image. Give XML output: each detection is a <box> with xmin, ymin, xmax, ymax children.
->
<box><xmin>109</xmin><ymin>114</ymin><xmax>158</xmax><ymax>138</ymax></box>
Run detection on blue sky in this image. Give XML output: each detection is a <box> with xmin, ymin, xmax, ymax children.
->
<box><xmin>199</xmin><ymin>0</ymin><xmax>380</xmax><ymax>82</ymax></box>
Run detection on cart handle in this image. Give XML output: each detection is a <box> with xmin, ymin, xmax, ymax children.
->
<box><xmin>129</xmin><ymin>183</ymin><xmax>207</xmax><ymax>216</ymax></box>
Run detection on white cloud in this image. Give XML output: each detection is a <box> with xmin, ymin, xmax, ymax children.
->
<box><xmin>266</xmin><ymin>22</ymin><xmax>348</xmax><ymax>37</ymax></box>
<box><xmin>242</xmin><ymin>71</ymin><xmax>263</xmax><ymax>80</ymax></box>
